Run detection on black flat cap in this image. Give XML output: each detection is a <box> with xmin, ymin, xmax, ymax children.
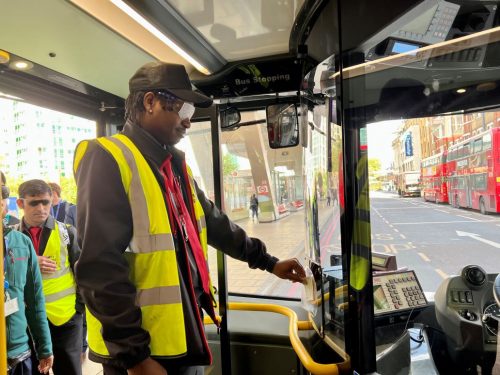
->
<box><xmin>129</xmin><ymin>62</ymin><xmax>212</xmax><ymax>108</ymax></box>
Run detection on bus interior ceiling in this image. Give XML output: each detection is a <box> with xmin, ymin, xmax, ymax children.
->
<box><xmin>2</xmin><ymin>1</ymin><xmax>500</xmax><ymax>375</ymax></box>
<box><xmin>0</xmin><ymin>0</ymin><xmax>426</xmax><ymax>116</ymax></box>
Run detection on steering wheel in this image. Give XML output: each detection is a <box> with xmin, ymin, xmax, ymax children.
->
<box><xmin>494</xmin><ymin>274</ymin><xmax>500</xmax><ymax>307</ymax></box>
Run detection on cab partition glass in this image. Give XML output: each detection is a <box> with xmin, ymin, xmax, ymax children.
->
<box><xmin>306</xmin><ymin>1</ymin><xmax>500</xmax><ymax>373</ymax></box>
<box><xmin>298</xmin><ymin>64</ymin><xmax>347</xmax><ymax>350</ymax></box>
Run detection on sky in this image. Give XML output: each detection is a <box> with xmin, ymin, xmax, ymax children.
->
<box><xmin>367</xmin><ymin>120</ymin><xmax>403</xmax><ymax>170</ymax></box>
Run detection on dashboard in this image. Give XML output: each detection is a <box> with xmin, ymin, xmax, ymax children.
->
<box><xmin>435</xmin><ymin>265</ymin><xmax>499</xmax><ymax>351</ymax></box>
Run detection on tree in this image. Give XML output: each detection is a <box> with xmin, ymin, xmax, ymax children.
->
<box><xmin>222</xmin><ymin>153</ymin><xmax>239</xmax><ymax>177</ymax></box>
<box><xmin>368</xmin><ymin>158</ymin><xmax>383</xmax><ymax>191</ymax></box>
<box><xmin>60</xmin><ymin>176</ymin><xmax>77</xmax><ymax>204</ymax></box>
<box><xmin>368</xmin><ymin>158</ymin><xmax>382</xmax><ymax>172</ymax></box>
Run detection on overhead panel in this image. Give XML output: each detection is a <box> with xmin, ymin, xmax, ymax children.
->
<box><xmin>0</xmin><ymin>0</ymin><xmax>158</xmax><ymax>98</ymax></box>
<box><xmin>166</xmin><ymin>0</ymin><xmax>304</xmax><ymax>61</ymax></box>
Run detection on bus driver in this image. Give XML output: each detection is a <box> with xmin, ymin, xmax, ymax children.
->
<box><xmin>74</xmin><ymin>62</ymin><xmax>306</xmax><ymax>375</ymax></box>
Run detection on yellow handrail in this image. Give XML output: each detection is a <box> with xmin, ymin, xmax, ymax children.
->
<box><xmin>0</xmin><ymin>224</ymin><xmax>7</xmax><ymax>374</ymax></box>
<box><xmin>205</xmin><ymin>301</ymin><xmax>350</xmax><ymax>375</ymax></box>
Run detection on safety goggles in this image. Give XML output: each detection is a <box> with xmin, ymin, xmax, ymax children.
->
<box><xmin>177</xmin><ymin>102</ymin><xmax>195</xmax><ymax>121</ymax></box>
<box><xmin>156</xmin><ymin>91</ymin><xmax>195</xmax><ymax>120</ymax></box>
<box><xmin>1</xmin><ymin>185</ymin><xmax>9</xmax><ymax>199</ymax></box>
<box><xmin>22</xmin><ymin>199</ymin><xmax>51</xmax><ymax>207</ymax></box>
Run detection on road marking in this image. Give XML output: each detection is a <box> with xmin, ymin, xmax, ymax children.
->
<box><xmin>376</xmin><ymin>207</ymin><xmax>429</xmax><ymax>210</ymax></box>
<box><xmin>435</xmin><ymin>269</ymin><xmax>449</xmax><ymax>279</ymax></box>
<box><xmin>388</xmin><ymin>243</ymin><xmax>414</xmax><ymax>253</ymax></box>
<box><xmin>400</xmin><ymin>234</ymin><xmax>406</xmax><ymax>239</ymax></box>
<box><xmin>418</xmin><ymin>252</ymin><xmax>430</xmax><ymax>262</ymax></box>
<box><xmin>393</xmin><ymin>220</ymin><xmax>490</xmax><ymax>225</ymax></box>
<box><xmin>457</xmin><ymin>214</ymin><xmax>482</xmax><ymax>221</ymax></box>
<box><xmin>372</xmin><ymin>243</ymin><xmax>390</xmax><ymax>253</ymax></box>
<box><xmin>434</xmin><ymin>209</ymin><xmax>449</xmax><ymax>213</ymax></box>
<box><xmin>456</xmin><ymin>230</ymin><xmax>500</xmax><ymax>249</ymax></box>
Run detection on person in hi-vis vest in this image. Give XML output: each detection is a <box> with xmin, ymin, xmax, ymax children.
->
<box><xmin>15</xmin><ymin>179</ymin><xmax>83</xmax><ymax>375</ymax></box>
<box><xmin>74</xmin><ymin>62</ymin><xmax>306</xmax><ymax>375</ymax></box>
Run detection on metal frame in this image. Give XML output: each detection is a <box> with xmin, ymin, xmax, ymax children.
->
<box><xmin>192</xmin><ymin>105</ymin><xmax>232</xmax><ymax>374</ymax></box>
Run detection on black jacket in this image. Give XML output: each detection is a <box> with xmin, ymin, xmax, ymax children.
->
<box><xmin>74</xmin><ymin>121</ymin><xmax>278</xmax><ymax>370</ymax></box>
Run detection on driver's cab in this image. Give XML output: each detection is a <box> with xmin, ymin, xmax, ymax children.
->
<box><xmin>204</xmin><ymin>0</ymin><xmax>500</xmax><ymax>373</ymax></box>
<box><xmin>279</xmin><ymin>0</ymin><xmax>500</xmax><ymax>373</ymax></box>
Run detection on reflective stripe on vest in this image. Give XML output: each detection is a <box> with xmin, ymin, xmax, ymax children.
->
<box><xmin>42</xmin><ymin>222</ymin><xmax>77</xmax><ymax>326</ymax></box>
<box><xmin>185</xmin><ymin>167</ymin><xmax>216</xmax><ymax>299</ymax></box>
<box><xmin>76</xmin><ymin>134</ymin><xmax>214</xmax><ymax>358</ymax></box>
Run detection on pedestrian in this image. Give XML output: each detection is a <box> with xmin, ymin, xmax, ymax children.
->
<box><xmin>16</xmin><ymin>179</ymin><xmax>83</xmax><ymax>375</ymax></box>
<box><xmin>47</xmin><ymin>184</ymin><xmax>85</xmax><ymax>359</ymax></box>
<box><xmin>64</xmin><ymin>204</ymin><xmax>78</xmax><ymax>228</ymax></box>
<box><xmin>47</xmin><ymin>182</ymin><xmax>75</xmax><ymax>224</ymax></box>
<box><xmin>250</xmin><ymin>193</ymin><xmax>259</xmax><ymax>222</ymax></box>
<box><xmin>73</xmin><ymin>61</ymin><xmax>306</xmax><ymax>375</ymax></box>
<box><xmin>1</xmin><ymin>171</ymin><xmax>20</xmax><ymax>227</ymax></box>
<box><xmin>2</xmin><ymin>172</ymin><xmax>54</xmax><ymax>375</ymax></box>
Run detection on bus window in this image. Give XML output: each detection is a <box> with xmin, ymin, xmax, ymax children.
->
<box><xmin>215</xmin><ymin>109</ymin><xmax>307</xmax><ymax>298</ymax></box>
<box><xmin>484</xmin><ymin>133</ymin><xmax>492</xmax><ymax>150</ymax></box>
<box><xmin>473</xmin><ymin>138</ymin><xmax>483</xmax><ymax>154</ymax></box>
<box><xmin>463</xmin><ymin>143</ymin><xmax>470</xmax><ymax>157</ymax></box>
<box><xmin>472</xmin><ymin>173</ymin><xmax>487</xmax><ymax>190</ymax></box>
<box><xmin>0</xmin><ymin>97</ymin><xmax>96</xmax><ymax>201</ymax></box>
<box><xmin>450</xmin><ymin>149</ymin><xmax>457</xmax><ymax>161</ymax></box>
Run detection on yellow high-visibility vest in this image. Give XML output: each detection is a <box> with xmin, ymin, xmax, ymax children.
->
<box><xmin>74</xmin><ymin>134</ymin><xmax>212</xmax><ymax>358</ymax></box>
<box><xmin>42</xmin><ymin>222</ymin><xmax>77</xmax><ymax>326</ymax></box>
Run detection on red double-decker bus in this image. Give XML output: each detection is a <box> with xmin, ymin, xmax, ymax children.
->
<box><xmin>446</xmin><ymin>127</ymin><xmax>500</xmax><ymax>214</ymax></box>
<box><xmin>421</xmin><ymin>151</ymin><xmax>448</xmax><ymax>203</ymax></box>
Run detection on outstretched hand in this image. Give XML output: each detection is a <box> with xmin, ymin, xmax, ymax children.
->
<box><xmin>272</xmin><ymin>258</ymin><xmax>306</xmax><ymax>283</ymax></box>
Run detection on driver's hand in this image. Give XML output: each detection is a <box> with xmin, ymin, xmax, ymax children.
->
<box><xmin>272</xmin><ymin>258</ymin><xmax>306</xmax><ymax>283</ymax></box>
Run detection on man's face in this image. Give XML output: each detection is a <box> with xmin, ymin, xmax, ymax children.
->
<box><xmin>51</xmin><ymin>191</ymin><xmax>60</xmax><ymax>205</ymax></box>
<box><xmin>142</xmin><ymin>92</ymin><xmax>194</xmax><ymax>146</ymax></box>
<box><xmin>17</xmin><ymin>192</ymin><xmax>52</xmax><ymax>227</ymax></box>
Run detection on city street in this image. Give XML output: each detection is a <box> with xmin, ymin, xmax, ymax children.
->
<box><xmin>370</xmin><ymin>191</ymin><xmax>500</xmax><ymax>293</ymax></box>
<box><xmin>212</xmin><ymin>189</ymin><xmax>500</xmax><ymax>298</ymax></box>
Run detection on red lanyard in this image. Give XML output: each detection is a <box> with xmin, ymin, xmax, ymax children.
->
<box><xmin>161</xmin><ymin>158</ymin><xmax>210</xmax><ymax>295</ymax></box>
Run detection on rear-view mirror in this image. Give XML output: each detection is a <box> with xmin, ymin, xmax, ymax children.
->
<box><xmin>266</xmin><ymin>103</ymin><xmax>299</xmax><ymax>148</ymax></box>
<box><xmin>220</xmin><ymin>107</ymin><xmax>241</xmax><ymax>129</ymax></box>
